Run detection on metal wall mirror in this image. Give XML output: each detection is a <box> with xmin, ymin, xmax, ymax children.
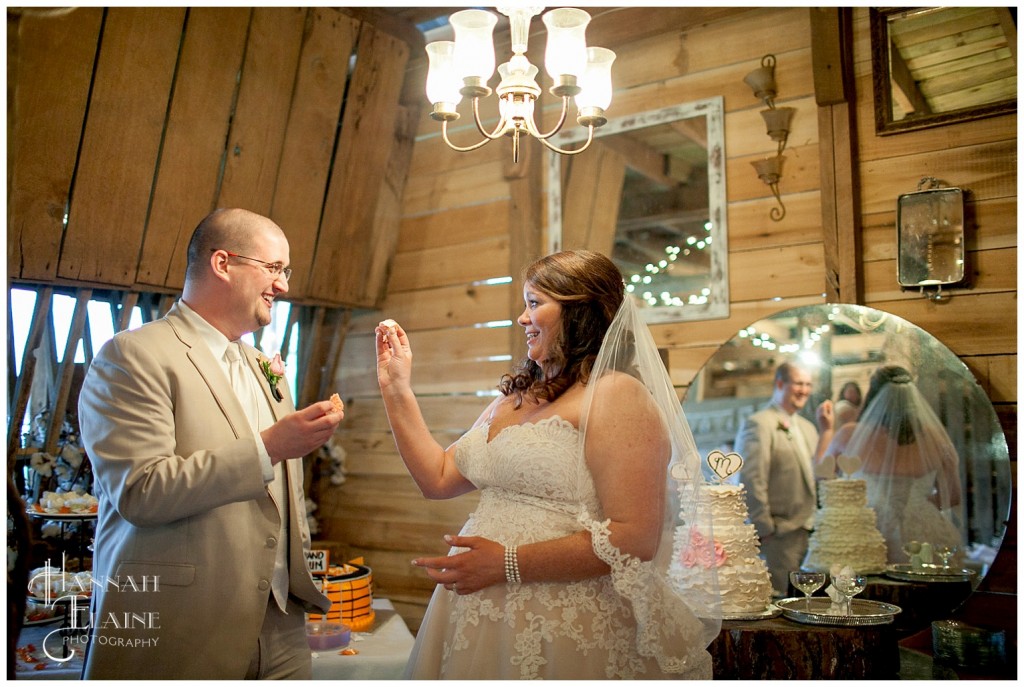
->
<box><xmin>682</xmin><ymin>303</ymin><xmax>1012</xmax><ymax>623</ymax></box>
<box><xmin>897</xmin><ymin>180</ymin><xmax>965</xmax><ymax>289</ymax></box>
<box><xmin>547</xmin><ymin>97</ymin><xmax>728</xmax><ymax>324</ymax></box>
<box><xmin>871</xmin><ymin>7</ymin><xmax>1017</xmax><ymax>135</ymax></box>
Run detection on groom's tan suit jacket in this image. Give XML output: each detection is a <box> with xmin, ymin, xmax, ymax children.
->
<box><xmin>736</xmin><ymin>404</ymin><xmax>818</xmax><ymax>540</ymax></box>
<box><xmin>79</xmin><ymin>304</ymin><xmax>329</xmax><ymax>679</ymax></box>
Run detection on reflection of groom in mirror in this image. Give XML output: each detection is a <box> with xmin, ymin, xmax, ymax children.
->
<box><xmin>735</xmin><ymin>361</ymin><xmax>834</xmax><ymax>596</ymax></box>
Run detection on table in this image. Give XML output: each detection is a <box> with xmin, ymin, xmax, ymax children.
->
<box><xmin>14</xmin><ymin>621</ymin><xmax>86</xmax><ymax>679</ymax></box>
<box><xmin>14</xmin><ymin>598</ymin><xmax>415</xmax><ymax>680</ymax></box>
<box><xmin>710</xmin><ymin>615</ymin><xmax>900</xmax><ymax>679</ymax></box>
<box><xmin>310</xmin><ymin>598</ymin><xmax>416</xmax><ymax>680</ymax></box>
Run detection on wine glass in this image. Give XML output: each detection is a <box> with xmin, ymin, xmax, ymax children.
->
<box><xmin>934</xmin><ymin>544</ymin><xmax>957</xmax><ymax>569</ymax></box>
<box><xmin>831</xmin><ymin>571</ymin><xmax>867</xmax><ymax>615</ymax></box>
<box><xmin>790</xmin><ymin>571</ymin><xmax>826</xmax><ymax>611</ymax></box>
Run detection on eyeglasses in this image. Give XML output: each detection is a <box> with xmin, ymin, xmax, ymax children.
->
<box><xmin>214</xmin><ymin>250</ymin><xmax>292</xmax><ymax>282</ymax></box>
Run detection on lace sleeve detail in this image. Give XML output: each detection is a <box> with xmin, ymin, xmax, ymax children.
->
<box><xmin>579</xmin><ymin>510</ymin><xmax>709</xmax><ymax>674</ymax></box>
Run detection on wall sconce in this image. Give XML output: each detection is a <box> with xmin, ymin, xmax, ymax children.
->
<box><xmin>897</xmin><ymin>177</ymin><xmax>965</xmax><ymax>301</ymax></box>
<box><xmin>425</xmin><ymin>7</ymin><xmax>616</xmax><ymax>163</ymax></box>
<box><xmin>744</xmin><ymin>54</ymin><xmax>793</xmax><ymax>221</ymax></box>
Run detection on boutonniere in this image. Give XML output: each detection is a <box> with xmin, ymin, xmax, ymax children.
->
<box><xmin>258</xmin><ymin>353</ymin><xmax>285</xmax><ymax>402</ymax></box>
<box><xmin>777</xmin><ymin>419</ymin><xmax>791</xmax><ymax>435</ymax></box>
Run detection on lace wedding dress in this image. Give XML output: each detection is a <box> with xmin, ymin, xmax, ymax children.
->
<box><xmin>864</xmin><ymin>470</ymin><xmax>962</xmax><ymax>564</ymax></box>
<box><xmin>404</xmin><ymin>416</ymin><xmax>713</xmax><ymax>679</ymax></box>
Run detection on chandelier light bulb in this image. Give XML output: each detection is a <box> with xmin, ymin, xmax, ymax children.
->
<box><xmin>576</xmin><ymin>47</ymin><xmax>615</xmax><ymax>111</ymax></box>
<box><xmin>542</xmin><ymin>8</ymin><xmax>590</xmax><ymax>81</ymax></box>
<box><xmin>425</xmin><ymin>41</ymin><xmax>462</xmax><ymax>112</ymax></box>
<box><xmin>450</xmin><ymin>9</ymin><xmax>498</xmax><ymax>84</ymax></box>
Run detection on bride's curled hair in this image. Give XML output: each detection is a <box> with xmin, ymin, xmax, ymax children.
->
<box><xmin>500</xmin><ymin>250</ymin><xmax>625</xmax><ymax>408</ymax></box>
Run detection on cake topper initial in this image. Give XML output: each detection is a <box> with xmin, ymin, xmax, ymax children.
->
<box><xmin>706</xmin><ymin>450</ymin><xmax>743</xmax><ymax>483</ymax></box>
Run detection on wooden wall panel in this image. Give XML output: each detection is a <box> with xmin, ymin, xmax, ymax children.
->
<box><xmin>607</xmin><ymin>51</ymin><xmax>814</xmax><ymax>130</ymax></box>
<box><xmin>387</xmin><ymin>236</ymin><xmax>510</xmax><ymax>292</ymax></box>
<box><xmin>402</xmin><ymin>159</ymin><xmax>510</xmax><ymax>216</ymax></box>
<box><xmin>215</xmin><ymin>7</ymin><xmax>305</xmax><ymax>215</ymax></box>
<box><xmin>342</xmin><ymin>395</ymin><xmax>485</xmax><ymax>434</ymax></box>
<box><xmin>728</xmin><ymin>191</ymin><xmax>822</xmax><ymax>250</ymax></box>
<box><xmin>311</xmin><ymin>24</ymin><xmax>410</xmax><ymax>306</ymax></box>
<box><xmin>729</xmin><ymin>243</ymin><xmax>826</xmax><ymax>302</ymax></box>
<box><xmin>269</xmin><ymin>9</ymin><xmax>360</xmax><ymax>297</ymax></box>
<box><xmin>858</xmin><ymin>140</ymin><xmax>1016</xmax><ymax>216</ymax></box>
<box><xmin>398</xmin><ymin>200</ymin><xmax>511</xmax><ymax>251</ymax></box>
<box><xmin>136</xmin><ymin>7</ymin><xmax>251</xmax><ymax>290</ymax></box>
<box><xmin>344</xmin><ymin>327</ymin><xmax>510</xmax><ymax>371</ymax></box>
<box><xmin>9</xmin><ymin>8</ymin><xmax>424</xmax><ymax>307</ymax></box>
<box><xmin>58</xmin><ymin>7</ymin><xmax>185</xmax><ymax>285</ymax></box>
<box><xmin>864</xmin><ymin>292</ymin><xmax>1016</xmax><ymax>357</ymax></box>
<box><xmin>560</xmin><ymin>145</ymin><xmax>625</xmax><ymax>254</ymax></box>
<box><xmin>349</xmin><ymin>282</ymin><xmax>513</xmax><ymax>333</ymax></box>
<box><xmin>8</xmin><ymin>7</ymin><xmax>101</xmax><ymax>282</ymax></box>
<box><xmin>363</xmin><ymin>104</ymin><xmax>424</xmax><ymax>307</ymax></box>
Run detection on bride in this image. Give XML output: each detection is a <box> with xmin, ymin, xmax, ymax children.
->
<box><xmin>826</xmin><ymin>365</ymin><xmax>963</xmax><ymax>564</ymax></box>
<box><xmin>375</xmin><ymin>250</ymin><xmax>721</xmax><ymax>679</ymax></box>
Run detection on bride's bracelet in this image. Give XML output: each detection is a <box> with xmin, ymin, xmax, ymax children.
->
<box><xmin>504</xmin><ymin>545</ymin><xmax>521</xmax><ymax>584</ymax></box>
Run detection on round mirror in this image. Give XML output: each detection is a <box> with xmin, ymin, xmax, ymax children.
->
<box><xmin>681</xmin><ymin>303</ymin><xmax>1012</xmax><ymax>586</ymax></box>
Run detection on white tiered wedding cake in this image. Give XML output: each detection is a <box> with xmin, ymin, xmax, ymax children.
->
<box><xmin>802</xmin><ymin>478</ymin><xmax>888</xmax><ymax>574</ymax></box>
<box><xmin>669</xmin><ymin>451</ymin><xmax>774</xmax><ymax>617</ymax></box>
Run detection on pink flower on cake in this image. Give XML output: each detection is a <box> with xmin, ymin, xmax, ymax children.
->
<box><xmin>713</xmin><ymin>540</ymin><xmax>727</xmax><ymax>566</ymax></box>
<box><xmin>680</xmin><ymin>528</ymin><xmax>727</xmax><ymax>569</ymax></box>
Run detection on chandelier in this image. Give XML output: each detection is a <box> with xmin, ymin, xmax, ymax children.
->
<box><xmin>424</xmin><ymin>7</ymin><xmax>616</xmax><ymax>163</ymax></box>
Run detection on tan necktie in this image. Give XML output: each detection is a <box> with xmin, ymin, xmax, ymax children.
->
<box><xmin>225</xmin><ymin>342</ymin><xmax>290</xmax><ymax>612</ymax></box>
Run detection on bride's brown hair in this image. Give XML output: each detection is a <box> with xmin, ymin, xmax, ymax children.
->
<box><xmin>499</xmin><ymin>250</ymin><xmax>624</xmax><ymax>408</ymax></box>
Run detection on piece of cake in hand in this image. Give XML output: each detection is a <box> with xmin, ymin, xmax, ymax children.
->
<box><xmin>329</xmin><ymin>393</ymin><xmax>344</xmax><ymax>415</ymax></box>
<box><xmin>378</xmin><ymin>318</ymin><xmax>399</xmax><ymax>345</ymax></box>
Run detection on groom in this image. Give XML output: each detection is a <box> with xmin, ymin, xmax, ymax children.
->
<box><xmin>79</xmin><ymin>209</ymin><xmax>343</xmax><ymax>679</ymax></box>
<box><xmin>735</xmin><ymin>361</ymin><xmax>833</xmax><ymax>595</ymax></box>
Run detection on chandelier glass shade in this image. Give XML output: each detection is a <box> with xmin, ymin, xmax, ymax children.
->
<box><xmin>424</xmin><ymin>7</ymin><xmax>615</xmax><ymax>162</ymax></box>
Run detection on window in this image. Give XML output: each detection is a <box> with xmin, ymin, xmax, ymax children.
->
<box><xmin>8</xmin><ymin>285</ymin><xmax>302</xmax><ymax>443</ymax></box>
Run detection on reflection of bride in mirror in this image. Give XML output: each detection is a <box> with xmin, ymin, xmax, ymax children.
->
<box><xmin>825</xmin><ymin>365</ymin><xmax>963</xmax><ymax>565</ymax></box>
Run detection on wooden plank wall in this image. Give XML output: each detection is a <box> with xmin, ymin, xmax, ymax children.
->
<box><xmin>849</xmin><ymin>8</ymin><xmax>1017</xmax><ymax>417</ymax></box>
<box><xmin>849</xmin><ymin>7</ymin><xmax>1017</xmax><ymax>593</ymax></box>
<box><xmin>325</xmin><ymin>7</ymin><xmax>839</xmax><ymax>630</ymax></box>
<box><xmin>7</xmin><ymin>7</ymin><xmax>414</xmax><ymax>308</ymax></box>
<box><xmin>325</xmin><ymin>6</ymin><xmax>1016</xmax><ymax>630</ymax></box>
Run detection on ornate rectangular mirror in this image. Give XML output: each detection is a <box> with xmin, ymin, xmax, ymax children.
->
<box><xmin>547</xmin><ymin>97</ymin><xmax>728</xmax><ymax>323</ymax></box>
<box><xmin>871</xmin><ymin>7</ymin><xmax>1017</xmax><ymax>135</ymax></box>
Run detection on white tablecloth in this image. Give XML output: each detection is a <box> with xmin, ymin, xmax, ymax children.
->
<box><xmin>14</xmin><ymin>598</ymin><xmax>415</xmax><ymax>680</ymax></box>
<box><xmin>15</xmin><ymin>621</ymin><xmax>85</xmax><ymax>679</ymax></box>
<box><xmin>311</xmin><ymin>598</ymin><xmax>416</xmax><ymax>680</ymax></box>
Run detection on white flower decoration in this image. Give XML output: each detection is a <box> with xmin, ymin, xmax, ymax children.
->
<box><xmin>30</xmin><ymin>452</ymin><xmax>55</xmax><ymax>477</ymax></box>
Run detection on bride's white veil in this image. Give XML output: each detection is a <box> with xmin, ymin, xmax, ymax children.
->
<box><xmin>842</xmin><ymin>365</ymin><xmax>964</xmax><ymax>563</ymax></box>
<box><xmin>577</xmin><ymin>293</ymin><xmax>723</xmax><ymax>671</ymax></box>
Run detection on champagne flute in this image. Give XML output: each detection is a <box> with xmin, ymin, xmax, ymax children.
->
<box><xmin>934</xmin><ymin>544</ymin><xmax>957</xmax><ymax>569</ymax></box>
<box><xmin>831</xmin><ymin>571</ymin><xmax>867</xmax><ymax>615</ymax></box>
<box><xmin>789</xmin><ymin>571</ymin><xmax>826</xmax><ymax>612</ymax></box>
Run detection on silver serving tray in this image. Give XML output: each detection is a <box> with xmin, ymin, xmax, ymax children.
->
<box><xmin>884</xmin><ymin>563</ymin><xmax>976</xmax><ymax>583</ymax></box>
<box><xmin>722</xmin><ymin>604</ymin><xmax>782</xmax><ymax>621</ymax></box>
<box><xmin>776</xmin><ymin>597</ymin><xmax>901</xmax><ymax>627</ymax></box>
